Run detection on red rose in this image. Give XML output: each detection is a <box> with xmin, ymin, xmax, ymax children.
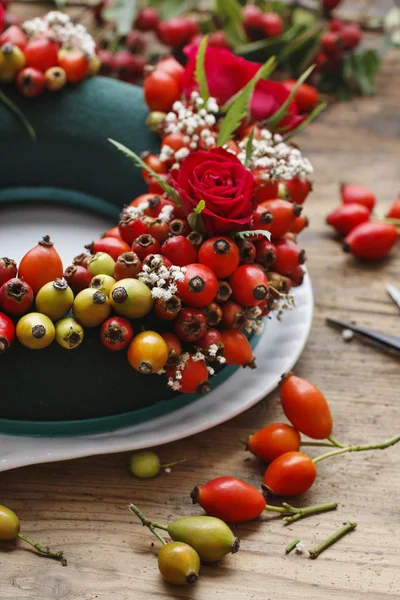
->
<box><xmin>0</xmin><ymin>4</ymin><xmax>4</xmax><ymax>33</ymax></box>
<box><xmin>182</xmin><ymin>45</ymin><xmax>304</xmax><ymax>130</ymax></box>
<box><xmin>183</xmin><ymin>45</ymin><xmax>259</xmax><ymax>107</ymax></box>
<box><xmin>171</xmin><ymin>147</ymin><xmax>256</xmax><ymax>236</ymax></box>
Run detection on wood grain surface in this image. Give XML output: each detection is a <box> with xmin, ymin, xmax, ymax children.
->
<box><xmin>1</xmin><ymin>16</ymin><xmax>400</xmax><ymax>600</ymax></box>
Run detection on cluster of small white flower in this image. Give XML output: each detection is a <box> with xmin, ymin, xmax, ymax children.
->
<box><xmin>138</xmin><ymin>255</ymin><xmax>186</xmax><ymax>301</ymax></box>
<box><xmin>244</xmin><ymin>305</ymin><xmax>265</xmax><ymax>336</ymax></box>
<box><xmin>207</xmin><ymin>343</ymin><xmax>226</xmax><ymax>364</ymax></box>
<box><xmin>167</xmin><ymin>351</ymin><xmax>191</xmax><ymax>390</ymax></box>
<box><xmin>22</xmin><ymin>12</ymin><xmax>96</xmax><ymax>58</ymax></box>
<box><xmin>237</xmin><ymin>128</ymin><xmax>313</xmax><ymax>182</ymax></box>
<box><xmin>159</xmin><ymin>91</ymin><xmax>220</xmax><ymax>168</ymax></box>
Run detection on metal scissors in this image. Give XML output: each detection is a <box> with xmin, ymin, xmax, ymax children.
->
<box><xmin>326</xmin><ymin>284</ymin><xmax>400</xmax><ymax>356</ymax></box>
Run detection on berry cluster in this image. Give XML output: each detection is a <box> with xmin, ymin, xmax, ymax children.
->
<box><xmin>0</xmin><ymin>12</ymin><xmax>100</xmax><ymax>96</ymax></box>
<box><xmin>317</xmin><ymin>17</ymin><xmax>362</xmax><ymax>74</ymax></box>
<box><xmin>326</xmin><ymin>184</ymin><xmax>399</xmax><ymax>260</ymax></box>
<box><xmin>0</xmin><ymin>49</ymin><xmax>313</xmax><ymax>395</ymax></box>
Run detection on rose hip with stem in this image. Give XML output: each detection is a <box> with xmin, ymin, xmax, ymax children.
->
<box><xmin>191</xmin><ymin>477</ymin><xmax>336</xmax><ymax>524</ymax></box>
<box><xmin>0</xmin><ymin>505</ymin><xmax>66</xmax><ymax>565</ymax></box>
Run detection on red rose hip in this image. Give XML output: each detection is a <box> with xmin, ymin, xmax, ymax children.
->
<box><xmin>191</xmin><ymin>477</ymin><xmax>266</xmax><ymax>523</ymax></box>
<box><xmin>327</xmin><ymin>203</ymin><xmax>370</xmax><ymax>236</ymax></box>
<box><xmin>0</xmin><ymin>312</ymin><xmax>15</xmax><ymax>354</ymax></box>
<box><xmin>0</xmin><ymin>258</ymin><xmax>17</xmax><ymax>287</ymax></box>
<box><xmin>198</xmin><ymin>237</ymin><xmax>240</xmax><ymax>278</ymax></box>
<box><xmin>229</xmin><ymin>264</ymin><xmax>269</xmax><ymax>306</ymax></box>
<box><xmin>177</xmin><ymin>264</ymin><xmax>218</xmax><ymax>307</ymax></box>
<box><xmin>0</xmin><ymin>277</ymin><xmax>34</xmax><ymax>316</ymax></box>
<box><xmin>263</xmin><ymin>451</ymin><xmax>317</xmax><ymax>496</ymax></box>
<box><xmin>343</xmin><ymin>222</ymin><xmax>398</xmax><ymax>260</ymax></box>
<box><xmin>161</xmin><ymin>236</ymin><xmax>197</xmax><ymax>267</ymax></box>
<box><xmin>341</xmin><ymin>184</ymin><xmax>376</xmax><ymax>212</ymax></box>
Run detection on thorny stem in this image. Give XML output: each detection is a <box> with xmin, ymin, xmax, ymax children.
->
<box><xmin>17</xmin><ymin>533</ymin><xmax>66</xmax><ymax>565</ymax></box>
<box><xmin>264</xmin><ymin>501</ymin><xmax>337</xmax><ymax>521</ymax></box>
<box><xmin>285</xmin><ymin>539</ymin><xmax>301</xmax><ymax>554</ymax></box>
<box><xmin>308</xmin><ymin>522</ymin><xmax>357</xmax><ymax>559</ymax></box>
<box><xmin>313</xmin><ymin>434</ymin><xmax>400</xmax><ymax>464</ymax></box>
<box><xmin>128</xmin><ymin>504</ymin><xmax>168</xmax><ymax>546</ymax></box>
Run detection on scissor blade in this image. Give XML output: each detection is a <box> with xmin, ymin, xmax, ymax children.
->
<box><xmin>326</xmin><ymin>318</ymin><xmax>400</xmax><ymax>354</ymax></box>
<box><xmin>387</xmin><ymin>284</ymin><xmax>400</xmax><ymax>310</ymax></box>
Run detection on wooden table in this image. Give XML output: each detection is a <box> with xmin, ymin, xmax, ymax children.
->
<box><xmin>1</xmin><ymin>41</ymin><xmax>400</xmax><ymax>600</ymax></box>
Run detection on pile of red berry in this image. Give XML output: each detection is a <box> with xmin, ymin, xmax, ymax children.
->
<box><xmin>317</xmin><ymin>17</ymin><xmax>362</xmax><ymax>75</ymax></box>
<box><xmin>0</xmin><ymin>12</ymin><xmax>100</xmax><ymax>96</ymax></box>
<box><xmin>327</xmin><ymin>184</ymin><xmax>399</xmax><ymax>260</ymax></box>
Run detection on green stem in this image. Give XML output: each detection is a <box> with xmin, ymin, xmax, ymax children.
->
<box><xmin>285</xmin><ymin>539</ymin><xmax>301</xmax><ymax>554</ymax></box>
<box><xmin>308</xmin><ymin>522</ymin><xmax>357</xmax><ymax>559</ymax></box>
<box><xmin>17</xmin><ymin>533</ymin><xmax>66</xmax><ymax>565</ymax></box>
<box><xmin>327</xmin><ymin>436</ymin><xmax>347</xmax><ymax>448</ymax></box>
<box><xmin>313</xmin><ymin>434</ymin><xmax>400</xmax><ymax>464</ymax></box>
<box><xmin>0</xmin><ymin>90</ymin><xmax>36</xmax><ymax>142</ymax></box>
<box><xmin>264</xmin><ymin>504</ymin><xmax>287</xmax><ymax>514</ymax></box>
<box><xmin>264</xmin><ymin>501</ymin><xmax>337</xmax><ymax>521</ymax></box>
<box><xmin>283</xmin><ymin>502</ymin><xmax>337</xmax><ymax>523</ymax></box>
<box><xmin>160</xmin><ymin>459</ymin><xmax>186</xmax><ymax>468</ymax></box>
<box><xmin>301</xmin><ymin>441</ymin><xmax>336</xmax><ymax>448</ymax></box>
<box><xmin>128</xmin><ymin>504</ymin><xmax>168</xmax><ymax>545</ymax></box>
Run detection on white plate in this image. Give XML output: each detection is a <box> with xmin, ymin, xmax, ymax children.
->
<box><xmin>0</xmin><ymin>202</ymin><xmax>313</xmax><ymax>472</ymax></box>
<box><xmin>0</xmin><ymin>274</ymin><xmax>313</xmax><ymax>472</ymax></box>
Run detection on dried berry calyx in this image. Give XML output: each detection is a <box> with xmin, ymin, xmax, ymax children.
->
<box><xmin>38</xmin><ymin>235</ymin><xmax>54</xmax><ymax>247</ymax></box>
<box><xmin>53</xmin><ymin>278</ymin><xmax>68</xmax><ymax>291</ymax></box>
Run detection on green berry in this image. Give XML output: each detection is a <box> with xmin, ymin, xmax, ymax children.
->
<box><xmin>129</xmin><ymin>451</ymin><xmax>160</xmax><ymax>478</ymax></box>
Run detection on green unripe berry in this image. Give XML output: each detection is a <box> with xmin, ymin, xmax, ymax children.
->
<box><xmin>55</xmin><ymin>317</ymin><xmax>84</xmax><ymax>349</ymax></box>
<box><xmin>87</xmin><ymin>252</ymin><xmax>115</xmax><ymax>277</ymax></box>
<box><xmin>35</xmin><ymin>278</ymin><xmax>74</xmax><ymax>321</ymax></box>
<box><xmin>89</xmin><ymin>274</ymin><xmax>116</xmax><ymax>296</ymax></box>
<box><xmin>110</xmin><ymin>278</ymin><xmax>153</xmax><ymax>319</ymax></box>
<box><xmin>129</xmin><ymin>451</ymin><xmax>160</xmax><ymax>478</ymax></box>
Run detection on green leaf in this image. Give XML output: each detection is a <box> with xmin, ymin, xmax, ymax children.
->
<box><xmin>278</xmin><ymin>24</ymin><xmax>324</xmax><ymax>61</ymax></box>
<box><xmin>232</xmin><ymin>230</ymin><xmax>271</xmax><ymax>241</ymax></box>
<box><xmin>103</xmin><ymin>0</ymin><xmax>137</xmax><ymax>35</ymax></box>
<box><xmin>195</xmin><ymin>36</ymin><xmax>209</xmax><ymax>103</ymax></box>
<box><xmin>236</xmin><ymin>23</ymin><xmax>302</xmax><ymax>57</ymax></box>
<box><xmin>283</xmin><ymin>102</ymin><xmax>327</xmax><ymax>142</ymax></box>
<box><xmin>215</xmin><ymin>0</ymin><xmax>247</xmax><ymax>45</ymax></box>
<box><xmin>244</xmin><ymin>128</ymin><xmax>254</xmax><ymax>168</ymax></box>
<box><xmin>217</xmin><ymin>56</ymin><xmax>277</xmax><ymax>147</ymax></box>
<box><xmin>108</xmin><ymin>138</ymin><xmax>183</xmax><ymax>210</ymax></box>
<box><xmin>267</xmin><ymin>64</ymin><xmax>315</xmax><ymax>131</ymax></box>
<box><xmin>148</xmin><ymin>0</ymin><xmax>185</xmax><ymax>20</ymax></box>
<box><xmin>0</xmin><ymin>90</ymin><xmax>36</xmax><ymax>142</ymax></box>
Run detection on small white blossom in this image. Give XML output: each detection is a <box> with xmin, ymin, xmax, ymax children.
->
<box><xmin>164</xmin><ymin>467</ymin><xmax>172</xmax><ymax>474</ymax></box>
<box><xmin>192</xmin><ymin>351</ymin><xmax>206</xmax><ymax>362</ymax></box>
<box><xmin>174</xmin><ymin>147</ymin><xmax>190</xmax><ymax>161</ymax></box>
<box><xmin>208</xmin><ymin>344</ymin><xmax>219</xmax><ymax>357</ymax></box>
<box><xmin>168</xmin><ymin>378</ymin><xmax>181</xmax><ymax>391</ymax></box>
<box><xmin>158</xmin><ymin>204</ymin><xmax>174</xmax><ymax>224</ymax></box>
<box><xmin>207</xmin><ymin>366</ymin><xmax>215</xmax><ymax>375</ymax></box>
<box><xmin>157</xmin><ymin>368</ymin><xmax>166</xmax><ymax>375</ymax></box>
<box><xmin>217</xmin><ymin>356</ymin><xmax>226</xmax><ymax>364</ymax></box>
